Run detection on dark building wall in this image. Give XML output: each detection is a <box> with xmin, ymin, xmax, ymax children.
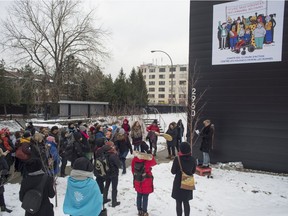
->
<box><xmin>189</xmin><ymin>1</ymin><xmax>288</xmax><ymax>173</ymax></box>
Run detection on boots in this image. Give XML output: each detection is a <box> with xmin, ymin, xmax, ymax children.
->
<box><xmin>143</xmin><ymin>212</ymin><xmax>149</xmax><ymax>216</ymax></box>
<box><xmin>1</xmin><ymin>206</ymin><xmax>12</xmax><ymax>213</ymax></box>
<box><xmin>111</xmin><ymin>189</ymin><xmax>120</xmax><ymax>207</ymax></box>
<box><xmin>153</xmin><ymin>149</ymin><xmax>157</xmax><ymax>156</ymax></box>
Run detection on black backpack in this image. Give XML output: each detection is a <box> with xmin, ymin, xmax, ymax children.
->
<box><xmin>64</xmin><ymin>133</ymin><xmax>75</xmax><ymax>161</ymax></box>
<box><xmin>21</xmin><ymin>175</ymin><xmax>48</xmax><ymax>214</ymax></box>
<box><xmin>94</xmin><ymin>153</ymin><xmax>110</xmax><ymax>178</ymax></box>
<box><xmin>133</xmin><ymin>161</ymin><xmax>146</xmax><ymax>182</ymax></box>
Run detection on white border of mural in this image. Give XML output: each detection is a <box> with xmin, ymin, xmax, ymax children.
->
<box><xmin>212</xmin><ymin>0</ymin><xmax>285</xmax><ymax>65</ymax></box>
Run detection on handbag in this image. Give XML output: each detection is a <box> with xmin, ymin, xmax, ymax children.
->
<box><xmin>177</xmin><ymin>156</ymin><xmax>195</xmax><ymax>190</ymax></box>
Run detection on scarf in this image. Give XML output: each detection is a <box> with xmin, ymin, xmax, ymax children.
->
<box><xmin>70</xmin><ymin>169</ymin><xmax>94</xmax><ymax>180</ymax></box>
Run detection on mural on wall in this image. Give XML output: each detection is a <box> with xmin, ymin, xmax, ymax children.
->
<box><xmin>212</xmin><ymin>0</ymin><xmax>285</xmax><ymax>65</ymax></box>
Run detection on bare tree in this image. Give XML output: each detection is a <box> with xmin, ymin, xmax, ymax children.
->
<box><xmin>1</xmin><ymin>0</ymin><xmax>109</xmax><ymax>102</ymax></box>
<box><xmin>186</xmin><ymin>60</ymin><xmax>209</xmax><ymax>151</ymax></box>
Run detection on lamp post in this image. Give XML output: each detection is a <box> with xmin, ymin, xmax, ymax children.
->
<box><xmin>151</xmin><ymin>50</ymin><xmax>174</xmax><ymax>113</ymax></box>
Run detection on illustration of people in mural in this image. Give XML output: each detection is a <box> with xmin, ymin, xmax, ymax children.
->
<box><xmin>217</xmin><ymin>9</ymin><xmax>276</xmax><ymax>54</ymax></box>
<box><xmin>212</xmin><ymin>0</ymin><xmax>284</xmax><ymax>65</ymax></box>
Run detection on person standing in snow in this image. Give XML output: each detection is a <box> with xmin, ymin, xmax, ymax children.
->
<box><xmin>114</xmin><ymin>128</ymin><xmax>133</xmax><ymax>175</ymax></box>
<box><xmin>63</xmin><ymin>157</ymin><xmax>103</xmax><ymax>216</ymax></box>
<box><xmin>165</xmin><ymin>122</ymin><xmax>178</xmax><ymax>160</ymax></box>
<box><xmin>121</xmin><ymin>118</ymin><xmax>131</xmax><ymax>135</ymax></box>
<box><xmin>19</xmin><ymin>158</ymin><xmax>55</xmax><ymax>216</ymax></box>
<box><xmin>130</xmin><ymin>121</ymin><xmax>143</xmax><ymax>151</ymax></box>
<box><xmin>197</xmin><ymin>119</ymin><xmax>214</xmax><ymax>168</ymax></box>
<box><xmin>131</xmin><ymin>142</ymin><xmax>156</xmax><ymax>216</ymax></box>
<box><xmin>146</xmin><ymin>119</ymin><xmax>160</xmax><ymax>156</ymax></box>
<box><xmin>176</xmin><ymin>119</ymin><xmax>184</xmax><ymax>150</ymax></box>
<box><xmin>171</xmin><ymin>142</ymin><xmax>196</xmax><ymax>216</ymax></box>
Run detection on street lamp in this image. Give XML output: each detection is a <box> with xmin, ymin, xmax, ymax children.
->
<box><xmin>151</xmin><ymin>50</ymin><xmax>174</xmax><ymax>113</ymax></box>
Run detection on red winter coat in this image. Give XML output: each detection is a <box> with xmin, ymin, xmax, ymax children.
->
<box><xmin>146</xmin><ymin>124</ymin><xmax>160</xmax><ymax>133</ymax></box>
<box><xmin>131</xmin><ymin>153</ymin><xmax>157</xmax><ymax>194</ymax></box>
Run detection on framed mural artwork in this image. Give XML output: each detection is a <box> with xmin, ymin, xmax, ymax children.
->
<box><xmin>212</xmin><ymin>0</ymin><xmax>285</xmax><ymax>65</ymax></box>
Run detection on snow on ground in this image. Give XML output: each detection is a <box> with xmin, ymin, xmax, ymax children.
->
<box><xmin>3</xmin><ymin>162</ymin><xmax>288</xmax><ymax>216</ymax></box>
<box><xmin>1</xmin><ymin>113</ymin><xmax>288</xmax><ymax>215</ymax></box>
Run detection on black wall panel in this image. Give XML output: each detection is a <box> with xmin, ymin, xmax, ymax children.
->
<box><xmin>189</xmin><ymin>1</ymin><xmax>288</xmax><ymax>173</ymax></box>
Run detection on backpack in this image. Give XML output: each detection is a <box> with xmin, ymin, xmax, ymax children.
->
<box><xmin>133</xmin><ymin>161</ymin><xmax>146</xmax><ymax>182</ymax></box>
<box><xmin>21</xmin><ymin>175</ymin><xmax>48</xmax><ymax>214</ymax></box>
<box><xmin>15</xmin><ymin>143</ymin><xmax>31</xmax><ymax>161</ymax></box>
<box><xmin>94</xmin><ymin>153</ymin><xmax>110</xmax><ymax>178</ymax></box>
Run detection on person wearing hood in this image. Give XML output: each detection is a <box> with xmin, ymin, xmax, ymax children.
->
<box><xmin>131</xmin><ymin>142</ymin><xmax>156</xmax><ymax>216</ymax></box>
<box><xmin>171</xmin><ymin>142</ymin><xmax>196</xmax><ymax>216</ymax></box>
<box><xmin>45</xmin><ymin>136</ymin><xmax>60</xmax><ymax>175</ymax></box>
<box><xmin>25</xmin><ymin>122</ymin><xmax>36</xmax><ymax>136</ymax></box>
<box><xmin>114</xmin><ymin>128</ymin><xmax>133</xmax><ymax>174</ymax></box>
<box><xmin>121</xmin><ymin>118</ymin><xmax>131</xmax><ymax>135</ymax></box>
<box><xmin>19</xmin><ymin>158</ymin><xmax>55</xmax><ymax>216</ymax></box>
<box><xmin>63</xmin><ymin>157</ymin><xmax>102</xmax><ymax>216</ymax></box>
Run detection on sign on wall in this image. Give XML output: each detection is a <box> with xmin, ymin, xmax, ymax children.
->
<box><xmin>212</xmin><ymin>0</ymin><xmax>285</xmax><ymax>65</ymax></box>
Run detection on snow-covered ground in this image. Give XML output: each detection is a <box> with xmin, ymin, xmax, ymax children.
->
<box><xmin>1</xmin><ymin>113</ymin><xmax>288</xmax><ymax>215</ymax></box>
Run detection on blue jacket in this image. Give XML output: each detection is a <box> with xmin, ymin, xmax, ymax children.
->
<box><xmin>46</xmin><ymin>140</ymin><xmax>60</xmax><ymax>175</ymax></box>
<box><xmin>63</xmin><ymin>177</ymin><xmax>103</xmax><ymax>216</ymax></box>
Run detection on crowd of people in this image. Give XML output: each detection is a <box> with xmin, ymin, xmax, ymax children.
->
<box><xmin>0</xmin><ymin>117</ymin><xmax>213</xmax><ymax>216</ymax></box>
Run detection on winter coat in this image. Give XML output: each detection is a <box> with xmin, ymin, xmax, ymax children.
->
<box><xmin>177</xmin><ymin>121</ymin><xmax>184</xmax><ymax>139</ymax></box>
<box><xmin>171</xmin><ymin>155</ymin><xmax>196</xmax><ymax>201</ymax></box>
<box><xmin>63</xmin><ymin>170</ymin><xmax>102</xmax><ymax>216</ymax></box>
<box><xmin>130</xmin><ymin>125</ymin><xmax>143</xmax><ymax>146</ymax></box>
<box><xmin>131</xmin><ymin>152</ymin><xmax>156</xmax><ymax>194</ymax></box>
<box><xmin>166</xmin><ymin>127</ymin><xmax>178</xmax><ymax>147</ymax></box>
<box><xmin>19</xmin><ymin>172</ymin><xmax>55</xmax><ymax>216</ymax></box>
<box><xmin>146</xmin><ymin>124</ymin><xmax>160</xmax><ymax>133</ymax></box>
<box><xmin>107</xmin><ymin>152</ymin><xmax>121</xmax><ymax>178</ymax></box>
<box><xmin>115</xmin><ymin>134</ymin><xmax>132</xmax><ymax>155</ymax></box>
<box><xmin>46</xmin><ymin>141</ymin><xmax>60</xmax><ymax>175</ymax></box>
<box><xmin>200</xmin><ymin>124</ymin><xmax>214</xmax><ymax>153</ymax></box>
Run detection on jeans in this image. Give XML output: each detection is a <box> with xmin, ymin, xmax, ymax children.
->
<box><xmin>119</xmin><ymin>151</ymin><xmax>128</xmax><ymax>173</ymax></box>
<box><xmin>203</xmin><ymin>152</ymin><xmax>210</xmax><ymax>166</ymax></box>
<box><xmin>137</xmin><ymin>193</ymin><xmax>149</xmax><ymax>212</ymax></box>
<box><xmin>134</xmin><ymin>145</ymin><xmax>140</xmax><ymax>151</ymax></box>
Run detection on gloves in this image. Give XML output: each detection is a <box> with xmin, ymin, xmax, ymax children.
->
<box><xmin>195</xmin><ymin>130</ymin><xmax>200</xmax><ymax>135</ymax></box>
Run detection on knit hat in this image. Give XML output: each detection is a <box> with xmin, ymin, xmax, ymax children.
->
<box><xmin>26</xmin><ymin>158</ymin><xmax>43</xmax><ymax>173</ymax></box>
<box><xmin>180</xmin><ymin>142</ymin><xmax>191</xmax><ymax>154</ymax></box>
<box><xmin>123</xmin><ymin>119</ymin><xmax>129</xmax><ymax>123</ymax></box>
<box><xmin>79</xmin><ymin>126</ymin><xmax>86</xmax><ymax>132</ymax></box>
<box><xmin>119</xmin><ymin>128</ymin><xmax>125</xmax><ymax>135</ymax></box>
<box><xmin>46</xmin><ymin>136</ymin><xmax>55</xmax><ymax>143</ymax></box>
<box><xmin>23</xmin><ymin>131</ymin><xmax>31</xmax><ymax>138</ymax></box>
<box><xmin>73</xmin><ymin>157</ymin><xmax>94</xmax><ymax>172</ymax></box>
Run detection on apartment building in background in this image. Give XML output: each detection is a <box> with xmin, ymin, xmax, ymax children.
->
<box><xmin>138</xmin><ymin>64</ymin><xmax>188</xmax><ymax>105</ymax></box>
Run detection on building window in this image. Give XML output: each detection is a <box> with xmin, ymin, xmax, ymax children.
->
<box><xmin>179</xmin><ymin>94</ymin><xmax>186</xmax><ymax>99</ymax></box>
<box><xmin>149</xmin><ymin>81</ymin><xmax>155</xmax><ymax>85</ymax></box>
<box><xmin>149</xmin><ymin>75</ymin><xmax>155</xmax><ymax>79</ymax></box>
<box><xmin>169</xmin><ymin>67</ymin><xmax>176</xmax><ymax>72</ymax></box>
<box><xmin>158</xmin><ymin>87</ymin><xmax>165</xmax><ymax>92</ymax></box>
<box><xmin>179</xmin><ymin>80</ymin><xmax>186</xmax><ymax>85</ymax></box>
<box><xmin>169</xmin><ymin>74</ymin><xmax>175</xmax><ymax>79</ymax></box>
<box><xmin>159</xmin><ymin>81</ymin><xmax>165</xmax><ymax>85</ymax></box>
<box><xmin>158</xmin><ymin>94</ymin><xmax>165</xmax><ymax>98</ymax></box>
<box><xmin>180</xmin><ymin>67</ymin><xmax>187</xmax><ymax>71</ymax></box>
<box><xmin>149</xmin><ymin>88</ymin><xmax>155</xmax><ymax>92</ymax></box>
<box><xmin>159</xmin><ymin>67</ymin><xmax>166</xmax><ymax>72</ymax></box>
<box><xmin>179</xmin><ymin>74</ymin><xmax>187</xmax><ymax>79</ymax></box>
<box><xmin>158</xmin><ymin>100</ymin><xmax>165</xmax><ymax>104</ymax></box>
<box><xmin>149</xmin><ymin>68</ymin><xmax>155</xmax><ymax>72</ymax></box>
<box><xmin>148</xmin><ymin>94</ymin><xmax>155</xmax><ymax>98</ymax></box>
<box><xmin>169</xmin><ymin>81</ymin><xmax>176</xmax><ymax>85</ymax></box>
<box><xmin>159</xmin><ymin>75</ymin><xmax>165</xmax><ymax>79</ymax></box>
<box><xmin>143</xmin><ymin>75</ymin><xmax>146</xmax><ymax>79</ymax></box>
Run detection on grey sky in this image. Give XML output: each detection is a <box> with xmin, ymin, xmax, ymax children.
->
<box><xmin>0</xmin><ymin>0</ymin><xmax>189</xmax><ymax>79</ymax></box>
